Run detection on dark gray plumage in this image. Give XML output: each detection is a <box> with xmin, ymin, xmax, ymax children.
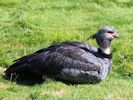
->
<box><xmin>5</xmin><ymin>26</ymin><xmax>119</xmax><ymax>84</ymax></box>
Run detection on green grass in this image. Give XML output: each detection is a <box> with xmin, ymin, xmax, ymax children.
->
<box><xmin>0</xmin><ymin>0</ymin><xmax>133</xmax><ymax>99</ymax></box>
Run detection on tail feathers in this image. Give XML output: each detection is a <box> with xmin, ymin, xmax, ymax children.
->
<box><xmin>5</xmin><ymin>63</ymin><xmax>30</xmax><ymax>75</ymax></box>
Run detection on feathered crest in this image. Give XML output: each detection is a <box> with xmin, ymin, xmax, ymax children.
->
<box><xmin>87</xmin><ymin>34</ymin><xmax>96</xmax><ymax>40</ymax></box>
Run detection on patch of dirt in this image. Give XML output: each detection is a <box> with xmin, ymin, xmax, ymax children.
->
<box><xmin>0</xmin><ymin>67</ymin><xmax>6</xmax><ymax>74</ymax></box>
<box><xmin>0</xmin><ymin>82</ymin><xmax>7</xmax><ymax>89</ymax></box>
<box><xmin>104</xmin><ymin>93</ymin><xmax>122</xmax><ymax>100</ymax></box>
<box><xmin>43</xmin><ymin>89</ymin><xmax>67</xmax><ymax>97</ymax></box>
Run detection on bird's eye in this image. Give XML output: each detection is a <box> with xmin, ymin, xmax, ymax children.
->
<box><xmin>107</xmin><ymin>31</ymin><xmax>113</xmax><ymax>34</ymax></box>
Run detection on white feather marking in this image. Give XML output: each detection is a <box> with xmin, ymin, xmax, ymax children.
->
<box><xmin>100</xmin><ymin>47</ymin><xmax>111</xmax><ymax>54</ymax></box>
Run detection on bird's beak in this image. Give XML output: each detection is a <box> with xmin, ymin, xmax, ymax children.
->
<box><xmin>113</xmin><ymin>32</ymin><xmax>119</xmax><ymax>38</ymax></box>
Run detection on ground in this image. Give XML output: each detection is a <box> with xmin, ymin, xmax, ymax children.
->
<box><xmin>0</xmin><ymin>0</ymin><xmax>133</xmax><ymax>99</ymax></box>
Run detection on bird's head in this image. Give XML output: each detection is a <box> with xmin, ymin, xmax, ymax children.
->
<box><xmin>89</xmin><ymin>26</ymin><xmax>119</xmax><ymax>54</ymax></box>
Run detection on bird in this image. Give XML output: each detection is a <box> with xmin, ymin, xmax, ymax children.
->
<box><xmin>5</xmin><ymin>26</ymin><xmax>119</xmax><ymax>84</ymax></box>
